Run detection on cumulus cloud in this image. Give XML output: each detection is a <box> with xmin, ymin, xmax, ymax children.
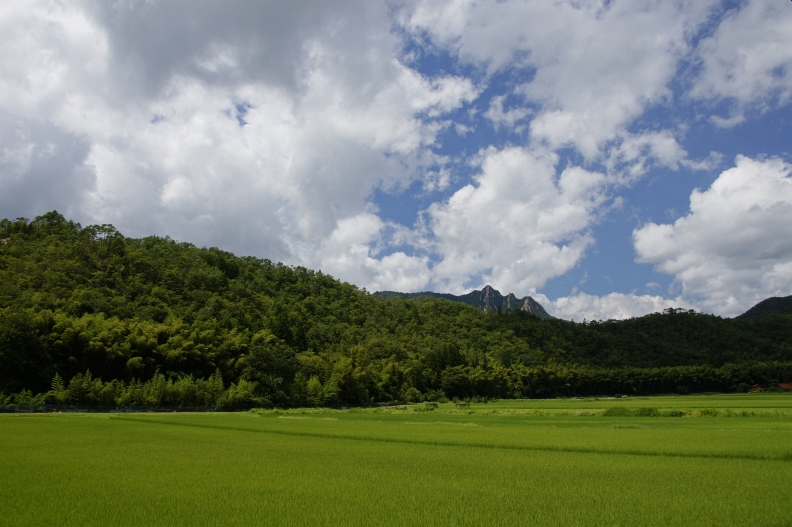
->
<box><xmin>0</xmin><ymin>0</ymin><xmax>476</xmax><ymax>290</ymax></box>
<box><xmin>692</xmin><ymin>0</ymin><xmax>792</xmax><ymax>111</ymax></box>
<box><xmin>538</xmin><ymin>292</ymin><xmax>693</xmax><ymax>322</ymax></box>
<box><xmin>484</xmin><ymin>95</ymin><xmax>530</xmax><ymax>132</ymax></box>
<box><xmin>310</xmin><ymin>212</ymin><xmax>431</xmax><ymax>292</ymax></box>
<box><xmin>402</xmin><ymin>0</ymin><xmax>716</xmax><ymax>160</ymax></box>
<box><xmin>634</xmin><ymin>155</ymin><xmax>792</xmax><ymax>317</ymax></box>
<box><xmin>2</xmin><ymin>1</ymin><xmax>789</xmax><ymax>320</ymax></box>
<box><xmin>424</xmin><ymin>146</ymin><xmax>609</xmax><ymax>294</ymax></box>
<box><xmin>605</xmin><ymin>130</ymin><xmax>690</xmax><ymax>180</ymax></box>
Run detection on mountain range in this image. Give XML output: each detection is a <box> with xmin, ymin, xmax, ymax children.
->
<box><xmin>374</xmin><ymin>286</ymin><xmax>553</xmax><ymax>320</ymax></box>
<box><xmin>377</xmin><ymin>287</ymin><xmax>792</xmax><ymax>321</ymax></box>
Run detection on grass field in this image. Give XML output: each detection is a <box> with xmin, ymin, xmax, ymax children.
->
<box><xmin>2</xmin><ymin>394</ymin><xmax>791</xmax><ymax>526</ymax></box>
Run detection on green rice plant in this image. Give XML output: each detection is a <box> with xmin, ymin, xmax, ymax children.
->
<box><xmin>2</xmin><ymin>396</ymin><xmax>792</xmax><ymax>526</ymax></box>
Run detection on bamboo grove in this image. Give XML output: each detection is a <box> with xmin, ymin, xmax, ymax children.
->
<box><xmin>2</xmin><ymin>212</ymin><xmax>791</xmax><ymax>407</ymax></box>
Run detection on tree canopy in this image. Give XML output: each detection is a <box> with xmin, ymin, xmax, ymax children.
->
<box><xmin>2</xmin><ymin>212</ymin><xmax>791</xmax><ymax>406</ymax></box>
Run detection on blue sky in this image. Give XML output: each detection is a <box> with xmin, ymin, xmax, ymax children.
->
<box><xmin>2</xmin><ymin>0</ymin><xmax>792</xmax><ymax>319</ymax></box>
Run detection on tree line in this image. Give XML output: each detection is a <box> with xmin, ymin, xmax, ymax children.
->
<box><xmin>4</xmin><ymin>361</ymin><xmax>790</xmax><ymax>409</ymax></box>
<box><xmin>2</xmin><ymin>212</ymin><xmax>791</xmax><ymax>407</ymax></box>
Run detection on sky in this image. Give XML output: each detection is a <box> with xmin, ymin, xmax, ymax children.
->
<box><xmin>2</xmin><ymin>0</ymin><xmax>792</xmax><ymax>320</ymax></box>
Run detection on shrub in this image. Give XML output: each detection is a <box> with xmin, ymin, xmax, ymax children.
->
<box><xmin>403</xmin><ymin>387</ymin><xmax>423</xmax><ymax>403</ymax></box>
<box><xmin>635</xmin><ymin>407</ymin><xmax>659</xmax><ymax>417</ymax></box>
<box><xmin>602</xmin><ymin>406</ymin><xmax>632</xmax><ymax>417</ymax></box>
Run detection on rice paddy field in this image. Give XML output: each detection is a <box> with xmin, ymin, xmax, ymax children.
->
<box><xmin>2</xmin><ymin>394</ymin><xmax>791</xmax><ymax>526</ymax></box>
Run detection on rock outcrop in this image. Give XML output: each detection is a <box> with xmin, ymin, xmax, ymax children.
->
<box><xmin>374</xmin><ymin>285</ymin><xmax>554</xmax><ymax>319</ymax></box>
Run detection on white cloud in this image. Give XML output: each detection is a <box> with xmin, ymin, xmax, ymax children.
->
<box><xmin>692</xmin><ymin>0</ymin><xmax>792</xmax><ymax>109</ymax></box>
<box><xmin>0</xmin><ymin>1</ymin><xmax>475</xmax><ymax>292</ymax></box>
<box><xmin>402</xmin><ymin>0</ymin><xmax>717</xmax><ymax>160</ymax></box>
<box><xmin>605</xmin><ymin>130</ymin><xmax>690</xmax><ymax>180</ymax></box>
<box><xmin>313</xmin><ymin>212</ymin><xmax>431</xmax><ymax>292</ymax></box>
<box><xmin>538</xmin><ymin>291</ymin><xmax>693</xmax><ymax>322</ymax></box>
<box><xmin>454</xmin><ymin>122</ymin><xmax>473</xmax><ymax>136</ymax></box>
<box><xmin>634</xmin><ymin>155</ymin><xmax>792</xmax><ymax>317</ymax></box>
<box><xmin>681</xmin><ymin>151</ymin><xmax>724</xmax><ymax>172</ymax></box>
<box><xmin>0</xmin><ymin>1</ymin><xmax>107</xmax><ymax>118</ymax></box>
<box><xmin>483</xmin><ymin>95</ymin><xmax>530</xmax><ymax>131</ymax></box>
<box><xmin>424</xmin><ymin>146</ymin><xmax>609</xmax><ymax>294</ymax></box>
<box><xmin>2</xmin><ymin>0</ymin><xmax>788</xmax><ymax>318</ymax></box>
<box><xmin>709</xmin><ymin>113</ymin><xmax>746</xmax><ymax>129</ymax></box>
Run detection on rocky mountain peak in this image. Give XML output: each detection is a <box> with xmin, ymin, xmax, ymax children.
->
<box><xmin>373</xmin><ymin>286</ymin><xmax>553</xmax><ymax>319</ymax></box>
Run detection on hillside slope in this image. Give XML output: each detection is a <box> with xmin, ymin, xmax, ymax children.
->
<box><xmin>736</xmin><ymin>296</ymin><xmax>792</xmax><ymax>320</ymax></box>
<box><xmin>2</xmin><ymin>212</ymin><xmax>791</xmax><ymax>405</ymax></box>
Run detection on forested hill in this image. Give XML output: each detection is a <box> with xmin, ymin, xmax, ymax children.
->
<box><xmin>1</xmin><ymin>212</ymin><xmax>791</xmax><ymax>406</ymax></box>
<box><xmin>736</xmin><ymin>296</ymin><xmax>792</xmax><ymax>320</ymax></box>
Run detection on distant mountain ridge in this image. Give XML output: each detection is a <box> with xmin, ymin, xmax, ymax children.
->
<box><xmin>374</xmin><ymin>285</ymin><xmax>554</xmax><ymax>320</ymax></box>
<box><xmin>735</xmin><ymin>295</ymin><xmax>792</xmax><ymax>320</ymax></box>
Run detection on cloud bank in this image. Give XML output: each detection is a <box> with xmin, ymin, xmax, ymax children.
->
<box><xmin>1</xmin><ymin>0</ymin><xmax>791</xmax><ymax>321</ymax></box>
<box><xmin>634</xmin><ymin>156</ymin><xmax>792</xmax><ymax>318</ymax></box>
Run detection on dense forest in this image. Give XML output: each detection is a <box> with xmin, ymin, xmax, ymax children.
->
<box><xmin>1</xmin><ymin>212</ymin><xmax>791</xmax><ymax>407</ymax></box>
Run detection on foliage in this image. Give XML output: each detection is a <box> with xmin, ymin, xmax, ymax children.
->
<box><xmin>736</xmin><ymin>295</ymin><xmax>792</xmax><ymax>320</ymax></box>
<box><xmin>2</xmin><ymin>212</ymin><xmax>792</xmax><ymax>406</ymax></box>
